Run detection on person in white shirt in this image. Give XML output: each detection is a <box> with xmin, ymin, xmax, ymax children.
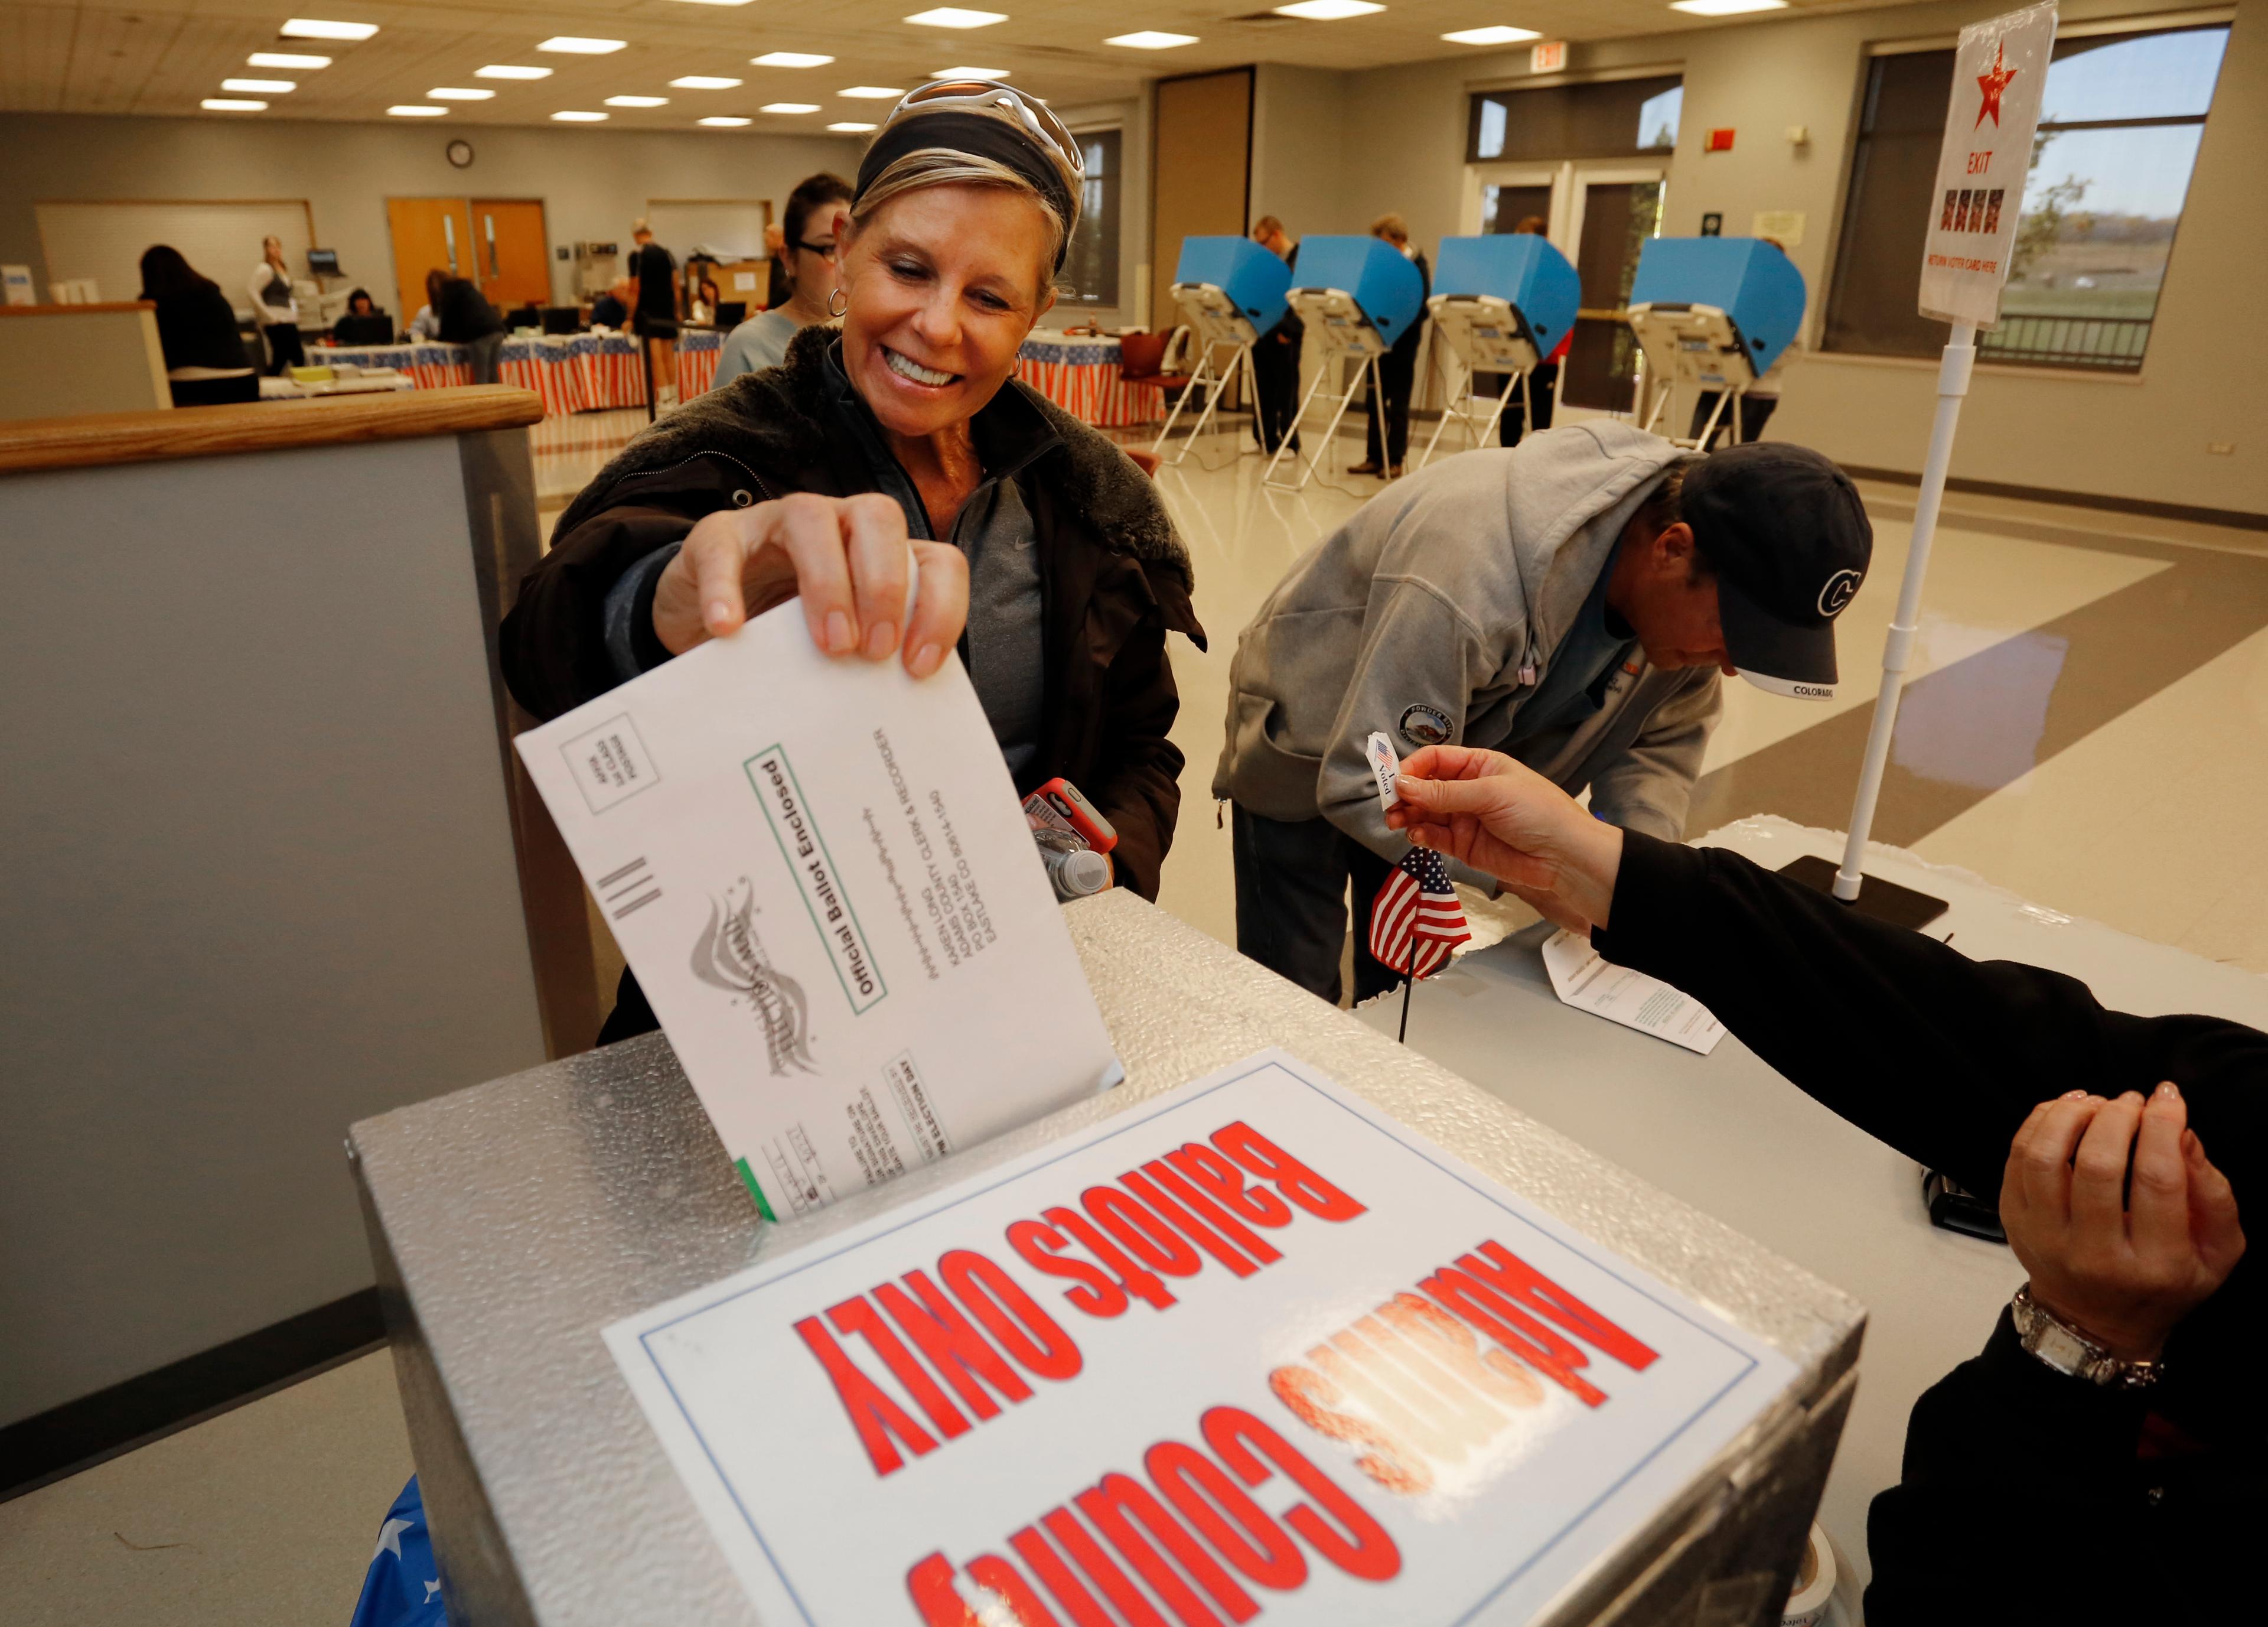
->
<box><xmin>247</xmin><ymin>236</ymin><xmax>304</xmax><ymax>374</ymax></box>
<box><xmin>404</xmin><ymin>301</ymin><xmax>441</xmax><ymax>342</ymax></box>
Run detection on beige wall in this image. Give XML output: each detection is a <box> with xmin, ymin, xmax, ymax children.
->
<box><xmin>0</xmin><ymin>112</ymin><xmax>863</xmax><ymax>323</ymax></box>
<box><xmin>1228</xmin><ymin>0</ymin><xmax>2265</xmax><ymax>517</ymax></box>
<box><xmin>0</xmin><ymin>306</ymin><xmax>170</xmax><ymax>419</ymax></box>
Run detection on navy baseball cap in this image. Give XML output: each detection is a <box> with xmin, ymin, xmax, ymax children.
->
<box><xmin>1682</xmin><ymin>442</ymin><xmax>1872</xmax><ymax>701</ymax></box>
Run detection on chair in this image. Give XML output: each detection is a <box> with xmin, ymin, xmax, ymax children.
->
<box><xmin>1116</xmin><ymin>326</ymin><xmax>1194</xmax><ymax>425</ymax></box>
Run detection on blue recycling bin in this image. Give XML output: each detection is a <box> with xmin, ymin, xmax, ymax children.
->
<box><xmin>1628</xmin><ymin>238</ymin><xmax>1806</xmax><ymax>375</ymax></box>
<box><xmin>1286</xmin><ymin>235</ymin><xmax>1426</xmax><ymax>348</ymax></box>
<box><xmin>1432</xmin><ymin>235</ymin><xmax>1582</xmax><ymax>359</ymax></box>
<box><xmin>1171</xmin><ymin>236</ymin><xmax>1291</xmax><ymax>334</ymax></box>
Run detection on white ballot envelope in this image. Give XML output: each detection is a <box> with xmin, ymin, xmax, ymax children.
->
<box><xmin>514</xmin><ymin>606</ymin><xmax>1122</xmax><ymax>1221</ymax></box>
<box><xmin>1541</xmin><ymin>929</ymin><xmax>1725</xmax><ymax>1056</ymax></box>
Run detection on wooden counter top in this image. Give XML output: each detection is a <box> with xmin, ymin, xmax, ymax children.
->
<box><xmin>0</xmin><ymin>385</ymin><xmax>546</xmax><ymax>475</ymax></box>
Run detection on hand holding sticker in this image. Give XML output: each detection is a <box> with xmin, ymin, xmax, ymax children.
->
<box><xmin>1366</xmin><ymin>731</ymin><xmax>1402</xmax><ymax>813</ymax></box>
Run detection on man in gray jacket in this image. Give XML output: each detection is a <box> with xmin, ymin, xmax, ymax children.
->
<box><xmin>1213</xmin><ymin>422</ymin><xmax>1872</xmax><ymax>1003</ymax></box>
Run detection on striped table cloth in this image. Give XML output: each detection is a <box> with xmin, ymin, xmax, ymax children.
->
<box><xmin>319</xmin><ymin>330</ymin><xmax>727</xmax><ymax>415</ymax></box>
<box><xmin>1014</xmin><ymin>332</ymin><xmax>1159</xmax><ymax>429</ymax></box>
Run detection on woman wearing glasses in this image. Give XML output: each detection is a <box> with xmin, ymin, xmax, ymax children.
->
<box><xmin>714</xmin><ymin>172</ymin><xmax>855</xmax><ymax>386</ymax></box>
<box><xmin>502</xmin><ymin>82</ymin><xmax>1205</xmax><ymax>1044</ymax></box>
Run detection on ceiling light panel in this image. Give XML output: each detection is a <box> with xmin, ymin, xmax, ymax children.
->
<box><xmin>552</xmin><ymin>110</ymin><xmax>609</xmax><ymax>121</ymax></box>
<box><xmin>606</xmin><ymin>95</ymin><xmax>669</xmax><ymax>107</ymax></box>
<box><xmin>1104</xmin><ymin>31</ymin><xmax>1197</xmax><ymax>48</ymax></box>
<box><xmin>247</xmin><ymin>53</ymin><xmax>328</xmax><ymax>69</ymax></box>
<box><xmin>427</xmin><ymin>87</ymin><xmax>494</xmax><ymax>100</ymax></box>
<box><xmin>279</xmin><ymin>18</ymin><xmax>377</xmax><ymax>41</ymax></box>
<box><xmin>905</xmin><ymin>8</ymin><xmax>1008</xmax><ymax>26</ymax></box>
<box><xmin>762</xmin><ymin>103</ymin><xmax>822</xmax><ymax>113</ymax></box>
<box><xmin>1441</xmin><ymin>25</ymin><xmax>1541</xmax><ymax>44</ymax></box>
<box><xmin>1669</xmin><ymin>0</ymin><xmax>1788</xmax><ymax>12</ymax></box>
<box><xmin>700</xmin><ymin>116</ymin><xmax>753</xmax><ymax>126</ymax></box>
<box><xmin>829</xmin><ymin>121</ymin><xmax>878</xmax><ymax>132</ymax></box>
<box><xmin>1273</xmin><ymin>1</ymin><xmax>1383</xmax><ymax>17</ymax></box>
<box><xmin>670</xmin><ymin>76</ymin><xmax>744</xmax><ymax>89</ymax></box>
<box><xmin>753</xmin><ymin>53</ymin><xmax>833</xmax><ymax>68</ymax></box>
<box><xmin>388</xmin><ymin>105</ymin><xmax>447</xmax><ymax>116</ymax></box>
<box><xmin>539</xmin><ymin>38</ymin><xmax>627</xmax><ymax>54</ymax></box>
<box><xmin>222</xmin><ymin>78</ymin><xmax>295</xmax><ymax>93</ymax></box>
<box><xmin>935</xmin><ymin>67</ymin><xmax>1010</xmax><ymax>78</ymax></box>
<box><xmin>476</xmin><ymin>65</ymin><xmax>552</xmax><ymax>80</ymax></box>
<box><xmin>838</xmin><ymin>86</ymin><xmax>905</xmax><ymax>98</ymax></box>
<box><xmin>203</xmin><ymin>97</ymin><xmax>268</xmax><ymax>110</ymax></box>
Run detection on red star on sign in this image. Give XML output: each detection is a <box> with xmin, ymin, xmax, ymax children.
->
<box><xmin>1975</xmin><ymin>40</ymin><xmax>2018</xmax><ymax>128</ymax></box>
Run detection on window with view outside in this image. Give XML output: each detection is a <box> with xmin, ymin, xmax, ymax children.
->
<box><xmin>1058</xmin><ymin>128</ymin><xmax>1121</xmax><ymax>309</ymax></box>
<box><xmin>1823</xmin><ymin>24</ymin><xmax>2228</xmax><ymax>371</ymax></box>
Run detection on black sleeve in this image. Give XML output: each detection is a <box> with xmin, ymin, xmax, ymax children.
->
<box><xmin>1592</xmin><ymin>832</ymin><xmax>2268</xmax><ymax>1199</ymax></box>
<box><xmin>1863</xmin><ymin>1309</ymin><xmax>2160</xmax><ymax>1623</ymax></box>
<box><xmin>499</xmin><ymin>502</ymin><xmax>697</xmax><ymax>721</ymax></box>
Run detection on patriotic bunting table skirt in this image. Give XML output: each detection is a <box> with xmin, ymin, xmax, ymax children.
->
<box><xmin>320</xmin><ymin>328</ymin><xmax>727</xmax><ymax>416</ymax></box>
<box><xmin>1014</xmin><ymin>332</ymin><xmax>1159</xmax><ymax>429</ymax></box>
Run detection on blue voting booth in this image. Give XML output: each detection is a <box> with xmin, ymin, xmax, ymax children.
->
<box><xmin>1626</xmin><ymin>238</ymin><xmax>1806</xmax><ymax>444</ymax></box>
<box><xmin>1420</xmin><ymin>234</ymin><xmax>1583</xmax><ymax>463</ymax></box>
<box><xmin>1262</xmin><ymin>235</ymin><xmax>1426</xmax><ymax>489</ymax></box>
<box><xmin>1171</xmin><ymin>236</ymin><xmax>1291</xmax><ymax>339</ymax></box>
<box><xmin>1154</xmin><ymin>237</ymin><xmax>1296</xmax><ymax>464</ymax></box>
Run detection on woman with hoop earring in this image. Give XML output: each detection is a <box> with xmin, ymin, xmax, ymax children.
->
<box><xmin>503</xmin><ymin>80</ymin><xmax>1206</xmax><ymax>1046</ymax></box>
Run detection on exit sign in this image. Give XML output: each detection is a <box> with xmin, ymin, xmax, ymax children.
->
<box><xmin>1530</xmin><ymin>40</ymin><xmax>1567</xmax><ymax>73</ymax></box>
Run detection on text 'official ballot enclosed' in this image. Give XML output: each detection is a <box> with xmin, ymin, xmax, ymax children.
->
<box><xmin>608</xmin><ymin>1052</ymin><xmax>1800</xmax><ymax>1626</ymax></box>
<box><xmin>513</xmin><ymin>604</ymin><xmax>1121</xmax><ymax>1222</ymax></box>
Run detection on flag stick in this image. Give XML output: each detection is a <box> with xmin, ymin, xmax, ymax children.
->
<box><xmin>1398</xmin><ymin>972</ymin><xmax>1413</xmax><ymax>1042</ymax></box>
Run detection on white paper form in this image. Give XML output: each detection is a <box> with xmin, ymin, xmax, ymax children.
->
<box><xmin>513</xmin><ymin>606</ymin><xmax>1120</xmax><ymax>1221</ymax></box>
<box><xmin>1540</xmin><ymin>929</ymin><xmax>1725</xmax><ymax>1055</ymax></box>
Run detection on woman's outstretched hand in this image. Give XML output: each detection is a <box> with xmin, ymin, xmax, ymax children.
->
<box><xmin>651</xmin><ymin>492</ymin><xmax>969</xmax><ymax>675</ymax></box>
<box><xmin>1384</xmin><ymin>745</ymin><xmax>1625</xmax><ymax>933</ymax></box>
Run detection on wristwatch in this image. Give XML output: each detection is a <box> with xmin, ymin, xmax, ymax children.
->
<box><xmin>2010</xmin><ymin>1284</ymin><xmax>2163</xmax><ymax>1390</ymax></box>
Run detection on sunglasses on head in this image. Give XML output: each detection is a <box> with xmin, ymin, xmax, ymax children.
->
<box><xmin>884</xmin><ymin>79</ymin><xmax>1087</xmax><ymax>188</ymax></box>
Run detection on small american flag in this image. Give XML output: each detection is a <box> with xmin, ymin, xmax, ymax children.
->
<box><xmin>1368</xmin><ymin>846</ymin><xmax>1471</xmax><ymax>980</ymax></box>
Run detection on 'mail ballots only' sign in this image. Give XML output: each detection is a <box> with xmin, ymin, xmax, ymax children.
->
<box><xmin>1918</xmin><ymin>2</ymin><xmax>2058</xmax><ymax>327</ymax></box>
<box><xmin>607</xmin><ymin>1052</ymin><xmax>1797</xmax><ymax>1623</ymax></box>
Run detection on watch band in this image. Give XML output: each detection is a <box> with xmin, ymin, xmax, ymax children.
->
<box><xmin>2010</xmin><ymin>1285</ymin><xmax>2163</xmax><ymax>1390</ymax></box>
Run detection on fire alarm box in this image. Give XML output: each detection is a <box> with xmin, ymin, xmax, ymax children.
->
<box><xmin>1706</xmin><ymin>128</ymin><xmax>1736</xmax><ymax>153</ymax></box>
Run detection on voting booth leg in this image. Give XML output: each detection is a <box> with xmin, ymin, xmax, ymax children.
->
<box><xmin>1418</xmin><ymin>361</ymin><xmax>1466</xmax><ymax>468</ymax></box>
<box><xmin>1788</xmin><ymin>324</ymin><xmax>1975</xmax><ymax>929</ymax></box>
<box><xmin>1156</xmin><ymin>341</ymin><xmax>1231</xmax><ymax>462</ymax></box>
<box><xmin>1261</xmin><ymin>363</ymin><xmax>1337</xmax><ymax>490</ymax></box>
<box><xmin>1692</xmin><ymin>387</ymin><xmax>1735</xmax><ymax>451</ymax></box>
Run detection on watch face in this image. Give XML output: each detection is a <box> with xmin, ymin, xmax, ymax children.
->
<box><xmin>2033</xmin><ymin>1320</ymin><xmax>2093</xmax><ymax>1375</ymax></box>
<box><xmin>447</xmin><ymin>139</ymin><xmax>475</xmax><ymax>170</ymax></box>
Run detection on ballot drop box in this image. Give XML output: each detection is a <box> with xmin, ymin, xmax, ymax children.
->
<box><xmin>351</xmin><ymin>890</ymin><xmax>1861</xmax><ymax>1626</ymax></box>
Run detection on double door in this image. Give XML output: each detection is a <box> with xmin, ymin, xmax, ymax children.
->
<box><xmin>1461</xmin><ymin>161</ymin><xmax>1666</xmax><ymax>413</ymax></box>
<box><xmin>386</xmin><ymin>198</ymin><xmax>552</xmax><ymax>325</ymax></box>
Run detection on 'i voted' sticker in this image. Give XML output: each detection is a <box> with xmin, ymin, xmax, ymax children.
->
<box><xmin>1366</xmin><ymin>731</ymin><xmax>1401</xmax><ymax>812</ymax></box>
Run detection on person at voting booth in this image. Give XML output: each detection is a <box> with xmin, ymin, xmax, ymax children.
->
<box><xmin>1247</xmin><ymin>215</ymin><xmax>1302</xmax><ymax>455</ymax></box>
<box><xmin>501</xmin><ymin>79</ymin><xmax>1204</xmax><ymax>1043</ymax></box>
<box><xmin>1383</xmin><ymin>748</ymin><xmax>2260</xmax><ymax>1620</ymax></box>
<box><xmin>1214</xmin><ymin>431</ymin><xmax>1871</xmax><ymax>1004</ymax></box>
<box><xmin>1499</xmin><ymin>216</ymin><xmax>1565</xmax><ymax>448</ymax></box>
<box><xmin>1350</xmin><ymin>213</ymin><xmax>1429</xmax><ymax>479</ymax></box>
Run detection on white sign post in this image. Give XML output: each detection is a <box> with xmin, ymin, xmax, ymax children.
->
<box><xmin>607</xmin><ymin>1052</ymin><xmax>1797</xmax><ymax>1625</ymax></box>
<box><xmin>1832</xmin><ymin>1</ymin><xmax>2058</xmax><ymax>905</ymax></box>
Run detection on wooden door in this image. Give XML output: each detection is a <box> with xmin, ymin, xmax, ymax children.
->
<box><xmin>470</xmin><ymin>199</ymin><xmax>552</xmax><ymax>311</ymax></box>
<box><xmin>386</xmin><ymin>197</ymin><xmax>474</xmax><ymax>323</ymax></box>
<box><xmin>1561</xmin><ymin>177</ymin><xmax>1664</xmax><ymax>411</ymax></box>
<box><xmin>1149</xmin><ymin>68</ymin><xmax>1252</xmax><ymax>335</ymax></box>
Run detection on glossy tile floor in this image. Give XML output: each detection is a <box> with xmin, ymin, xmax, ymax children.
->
<box><xmin>9</xmin><ymin>406</ymin><xmax>2266</xmax><ymax>1624</ymax></box>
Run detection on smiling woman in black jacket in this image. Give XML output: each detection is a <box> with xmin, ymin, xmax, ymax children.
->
<box><xmin>501</xmin><ymin>81</ymin><xmax>1203</xmax><ymax>1046</ymax></box>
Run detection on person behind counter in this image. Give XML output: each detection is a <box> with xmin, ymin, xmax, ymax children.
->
<box><xmin>247</xmin><ymin>235</ymin><xmax>304</xmax><ymax>375</ymax></box>
<box><xmin>588</xmin><ymin>278</ymin><xmax>631</xmax><ymax>331</ymax></box>
<box><xmin>1382</xmin><ymin>745</ymin><xmax>2258</xmax><ymax>1622</ymax></box>
<box><xmin>331</xmin><ymin>288</ymin><xmax>393</xmax><ymax>346</ymax></box>
<box><xmin>715</xmin><ymin>171</ymin><xmax>855</xmax><ymax>388</ymax></box>
<box><xmin>501</xmin><ymin>79</ymin><xmax>1204</xmax><ymax>1044</ymax></box>
<box><xmin>423</xmin><ymin>269</ymin><xmax>506</xmax><ymax>384</ymax></box>
<box><xmin>138</xmin><ymin>244</ymin><xmax>258</xmax><ymax>406</ymax></box>
<box><xmin>1214</xmin><ymin>434</ymin><xmax>1871</xmax><ymax>1005</ymax></box>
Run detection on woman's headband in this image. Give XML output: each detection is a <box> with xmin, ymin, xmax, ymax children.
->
<box><xmin>853</xmin><ymin>109</ymin><xmax>1080</xmax><ymax>269</ymax></box>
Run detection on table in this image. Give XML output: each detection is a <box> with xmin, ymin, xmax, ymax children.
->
<box><xmin>318</xmin><ymin>329</ymin><xmax>725</xmax><ymax>416</ymax></box>
<box><xmin>1016</xmin><ymin>330</ymin><xmax>1158</xmax><ymax>428</ymax></box>
<box><xmin>1357</xmin><ymin>816</ymin><xmax>2268</xmax><ymax>1589</ymax></box>
<box><xmin>351</xmin><ymin>887</ymin><xmax>1861</xmax><ymax>1627</ymax></box>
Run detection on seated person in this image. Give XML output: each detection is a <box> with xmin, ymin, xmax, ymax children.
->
<box><xmin>137</xmin><ymin>243</ymin><xmax>257</xmax><ymax>406</ymax></box>
<box><xmin>1213</xmin><ymin>437</ymin><xmax>1871</xmax><ymax>1004</ymax></box>
<box><xmin>499</xmin><ymin>82</ymin><xmax>1203</xmax><ymax>1044</ymax></box>
<box><xmin>1384</xmin><ymin>746</ymin><xmax>2259</xmax><ymax>1621</ymax></box>
<box><xmin>588</xmin><ymin>278</ymin><xmax>631</xmax><ymax>330</ymax></box>
<box><xmin>716</xmin><ymin>171</ymin><xmax>854</xmax><ymax>388</ymax></box>
<box><xmin>331</xmin><ymin>288</ymin><xmax>394</xmax><ymax>346</ymax></box>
